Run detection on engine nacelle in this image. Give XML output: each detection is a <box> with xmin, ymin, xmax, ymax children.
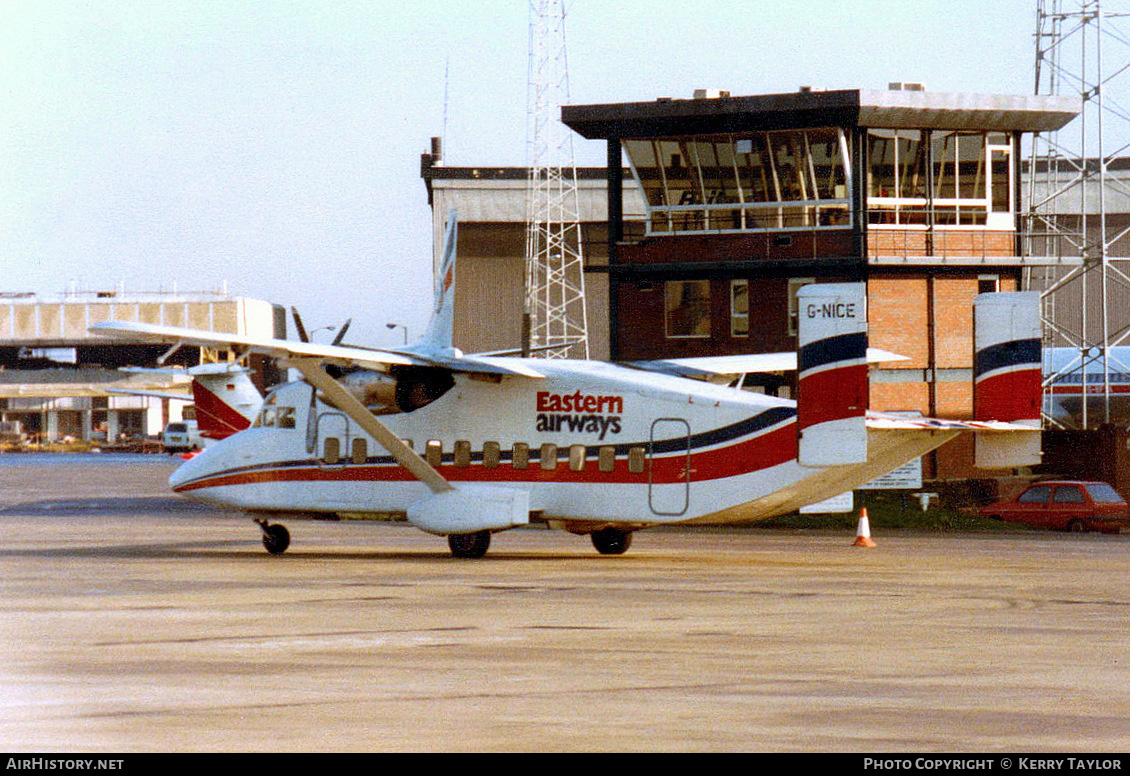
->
<box><xmin>335</xmin><ymin>366</ymin><xmax>454</xmax><ymax>414</ymax></box>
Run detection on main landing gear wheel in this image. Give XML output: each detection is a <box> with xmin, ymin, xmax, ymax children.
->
<box><xmin>591</xmin><ymin>527</ymin><xmax>632</xmax><ymax>555</ymax></box>
<box><xmin>448</xmin><ymin>530</ymin><xmax>491</xmax><ymax>559</ymax></box>
<box><xmin>256</xmin><ymin>520</ymin><xmax>291</xmax><ymax>555</ymax></box>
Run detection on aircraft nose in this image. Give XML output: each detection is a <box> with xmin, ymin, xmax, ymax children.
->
<box><xmin>168</xmin><ymin>450</ymin><xmax>208</xmax><ymax>491</ymax></box>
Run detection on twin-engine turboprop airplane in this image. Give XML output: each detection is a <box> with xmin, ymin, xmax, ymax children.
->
<box><xmin>92</xmin><ymin>214</ymin><xmax>1043</xmax><ymax>558</ymax></box>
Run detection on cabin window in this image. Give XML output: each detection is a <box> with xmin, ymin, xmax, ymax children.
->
<box><xmin>512</xmin><ymin>443</ymin><xmax>529</xmax><ymax>470</ymax></box>
<box><xmin>351</xmin><ymin>438</ymin><xmax>367</xmax><ymax>465</ymax></box>
<box><xmin>628</xmin><ymin>446</ymin><xmax>646</xmax><ymax>474</ymax></box>
<box><xmin>569</xmin><ymin>444</ymin><xmax>586</xmax><ymax>472</ymax></box>
<box><xmin>730</xmin><ymin>280</ymin><xmax>749</xmax><ymax>337</ymax></box>
<box><xmin>401</xmin><ymin>438</ymin><xmax>414</xmax><ymax>450</ymax></box>
<box><xmin>426</xmin><ymin>440</ymin><xmax>443</xmax><ymax>468</ymax></box>
<box><xmin>540</xmin><ymin>443</ymin><xmax>558</xmax><ymax>471</ymax></box>
<box><xmin>323</xmin><ymin>437</ymin><xmax>341</xmax><ymax>465</ymax></box>
<box><xmin>598</xmin><ymin>446</ymin><xmax>616</xmax><ymax>473</ymax></box>
<box><xmin>483</xmin><ymin>441</ymin><xmax>501</xmax><ymax>469</ymax></box>
<box><xmin>454</xmin><ymin>440</ymin><xmax>471</xmax><ymax>468</ymax></box>
<box><xmin>665</xmin><ymin>280</ymin><xmax>711</xmax><ymax>338</ymax></box>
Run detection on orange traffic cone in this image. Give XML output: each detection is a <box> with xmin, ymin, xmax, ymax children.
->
<box><xmin>853</xmin><ymin>508</ymin><xmax>877</xmax><ymax>548</ymax></box>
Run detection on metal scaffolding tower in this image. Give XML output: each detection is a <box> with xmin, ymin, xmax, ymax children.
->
<box><xmin>1027</xmin><ymin>0</ymin><xmax>1130</xmax><ymax>428</ymax></box>
<box><xmin>523</xmin><ymin>0</ymin><xmax>589</xmax><ymax>359</ymax></box>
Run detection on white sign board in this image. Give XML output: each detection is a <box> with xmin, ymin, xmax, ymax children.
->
<box><xmin>800</xmin><ymin>490</ymin><xmax>855</xmax><ymax>514</ymax></box>
<box><xmin>859</xmin><ymin>457</ymin><xmax>924</xmax><ymax>490</ymax></box>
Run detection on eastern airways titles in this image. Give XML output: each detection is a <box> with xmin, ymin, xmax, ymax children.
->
<box><xmin>535</xmin><ymin>390</ymin><xmax>623</xmax><ymax>440</ymax></box>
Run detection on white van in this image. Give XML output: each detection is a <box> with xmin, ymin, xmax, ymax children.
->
<box><xmin>160</xmin><ymin>420</ymin><xmax>201</xmax><ymax>454</ymax></box>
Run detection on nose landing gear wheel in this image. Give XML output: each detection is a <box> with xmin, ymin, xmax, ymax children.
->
<box><xmin>591</xmin><ymin>527</ymin><xmax>632</xmax><ymax>555</ymax></box>
<box><xmin>256</xmin><ymin>520</ymin><xmax>291</xmax><ymax>555</ymax></box>
<box><xmin>448</xmin><ymin>530</ymin><xmax>491</xmax><ymax>559</ymax></box>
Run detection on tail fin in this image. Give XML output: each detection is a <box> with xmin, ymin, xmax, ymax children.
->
<box><xmin>189</xmin><ymin>364</ymin><xmax>262</xmax><ymax>440</ymax></box>
<box><xmin>414</xmin><ymin>209</ymin><xmax>459</xmax><ymax>355</ymax></box>
<box><xmin>796</xmin><ymin>283</ymin><xmax>869</xmax><ymax>467</ymax></box>
<box><xmin>973</xmin><ymin>291</ymin><xmax>1042</xmax><ymax>467</ymax></box>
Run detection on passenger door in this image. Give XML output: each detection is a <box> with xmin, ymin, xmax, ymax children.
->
<box><xmin>648</xmin><ymin>418</ymin><xmax>691</xmax><ymax>516</ymax></box>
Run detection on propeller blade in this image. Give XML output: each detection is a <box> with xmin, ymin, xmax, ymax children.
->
<box><xmin>290</xmin><ymin>307</ymin><xmax>310</xmax><ymax>343</ymax></box>
<box><xmin>331</xmin><ymin>319</ymin><xmax>352</xmax><ymax>347</ymax></box>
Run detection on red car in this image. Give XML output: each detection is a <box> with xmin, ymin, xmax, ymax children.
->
<box><xmin>980</xmin><ymin>481</ymin><xmax>1129</xmax><ymax>534</ymax></box>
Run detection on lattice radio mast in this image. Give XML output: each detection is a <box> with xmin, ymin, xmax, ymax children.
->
<box><xmin>523</xmin><ymin>0</ymin><xmax>589</xmax><ymax>359</ymax></box>
<box><xmin>1027</xmin><ymin>0</ymin><xmax>1130</xmax><ymax>428</ymax></box>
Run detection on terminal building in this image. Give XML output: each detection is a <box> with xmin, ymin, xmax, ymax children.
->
<box><xmin>0</xmin><ymin>290</ymin><xmax>284</xmax><ymax>445</ymax></box>
<box><xmin>424</xmin><ymin>86</ymin><xmax>1082</xmax><ymax>480</ymax></box>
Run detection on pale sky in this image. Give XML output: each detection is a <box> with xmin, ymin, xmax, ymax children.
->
<box><xmin>1</xmin><ymin>0</ymin><xmax>1049</xmax><ymax>348</ymax></box>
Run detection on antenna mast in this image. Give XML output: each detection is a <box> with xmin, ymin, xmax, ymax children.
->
<box><xmin>1027</xmin><ymin>0</ymin><xmax>1130</xmax><ymax>429</ymax></box>
<box><xmin>524</xmin><ymin>0</ymin><xmax>589</xmax><ymax>359</ymax></box>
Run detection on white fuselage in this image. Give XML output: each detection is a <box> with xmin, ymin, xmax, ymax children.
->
<box><xmin>168</xmin><ymin>359</ymin><xmax>957</xmax><ymax>529</ymax></box>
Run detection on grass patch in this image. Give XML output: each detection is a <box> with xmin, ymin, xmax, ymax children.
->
<box><xmin>756</xmin><ymin>490</ymin><xmax>1027</xmax><ymax>532</ymax></box>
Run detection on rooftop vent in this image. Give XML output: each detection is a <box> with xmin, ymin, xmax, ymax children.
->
<box><xmin>693</xmin><ymin>89</ymin><xmax>730</xmax><ymax>99</ymax></box>
<box><xmin>889</xmin><ymin>82</ymin><xmax>926</xmax><ymax>92</ymax></box>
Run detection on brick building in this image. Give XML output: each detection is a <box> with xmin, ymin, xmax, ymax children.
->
<box><xmin>560</xmin><ymin>87</ymin><xmax>1080</xmax><ymax>477</ymax></box>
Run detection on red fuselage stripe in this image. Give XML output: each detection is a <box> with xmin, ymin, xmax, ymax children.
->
<box><xmin>174</xmin><ymin>423</ymin><xmax>800</xmax><ymax>493</ymax></box>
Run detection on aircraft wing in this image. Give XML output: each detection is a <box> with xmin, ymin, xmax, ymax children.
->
<box><xmin>623</xmin><ymin>348</ymin><xmax>909</xmax><ymax>380</ymax></box>
<box><xmin>89</xmin><ymin>321</ymin><xmax>544</xmax><ymax>379</ymax></box>
<box><xmin>105</xmin><ymin>387</ymin><xmax>192</xmax><ymax>401</ymax></box>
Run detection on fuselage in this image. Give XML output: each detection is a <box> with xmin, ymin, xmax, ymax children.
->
<box><xmin>169</xmin><ymin>359</ymin><xmax>956</xmax><ymax>529</ymax></box>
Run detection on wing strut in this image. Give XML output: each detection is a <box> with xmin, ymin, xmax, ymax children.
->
<box><xmin>289</xmin><ymin>358</ymin><xmax>454</xmax><ymax>495</ymax></box>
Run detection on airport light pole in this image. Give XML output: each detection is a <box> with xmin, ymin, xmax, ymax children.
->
<box><xmin>386</xmin><ymin>322</ymin><xmax>408</xmax><ymax>345</ymax></box>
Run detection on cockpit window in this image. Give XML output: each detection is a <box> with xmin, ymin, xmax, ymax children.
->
<box><xmin>257</xmin><ymin>405</ymin><xmax>296</xmax><ymax>429</ymax></box>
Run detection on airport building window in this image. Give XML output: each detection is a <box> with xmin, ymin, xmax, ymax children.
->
<box><xmin>483</xmin><ymin>441</ymin><xmax>501</xmax><ymax>469</ymax></box>
<box><xmin>540</xmin><ymin>443</ymin><xmax>558</xmax><ymax>471</ymax></box>
<box><xmin>867</xmin><ymin>130</ymin><xmax>1013</xmax><ymax>230</ymax></box>
<box><xmin>787</xmin><ymin>277</ymin><xmax>815</xmax><ymax>336</ymax></box>
<box><xmin>512</xmin><ymin>443</ymin><xmax>529</xmax><ymax>470</ymax></box>
<box><xmin>665</xmin><ymin>280</ymin><xmax>711</xmax><ymax>338</ymax></box>
<box><xmin>623</xmin><ymin>128</ymin><xmax>850</xmax><ymax>237</ymax></box>
<box><xmin>730</xmin><ymin>280</ymin><xmax>749</xmax><ymax>337</ymax></box>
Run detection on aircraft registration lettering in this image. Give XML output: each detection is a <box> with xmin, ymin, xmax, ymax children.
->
<box><xmin>805</xmin><ymin>302</ymin><xmax>858</xmax><ymax>319</ymax></box>
<box><xmin>535</xmin><ymin>390</ymin><xmax>623</xmax><ymax>440</ymax></box>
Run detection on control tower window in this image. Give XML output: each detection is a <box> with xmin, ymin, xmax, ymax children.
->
<box><xmin>623</xmin><ymin>128</ymin><xmax>851</xmax><ymax>237</ymax></box>
<box><xmin>868</xmin><ymin>130</ymin><xmax>1013</xmax><ymax>231</ymax></box>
